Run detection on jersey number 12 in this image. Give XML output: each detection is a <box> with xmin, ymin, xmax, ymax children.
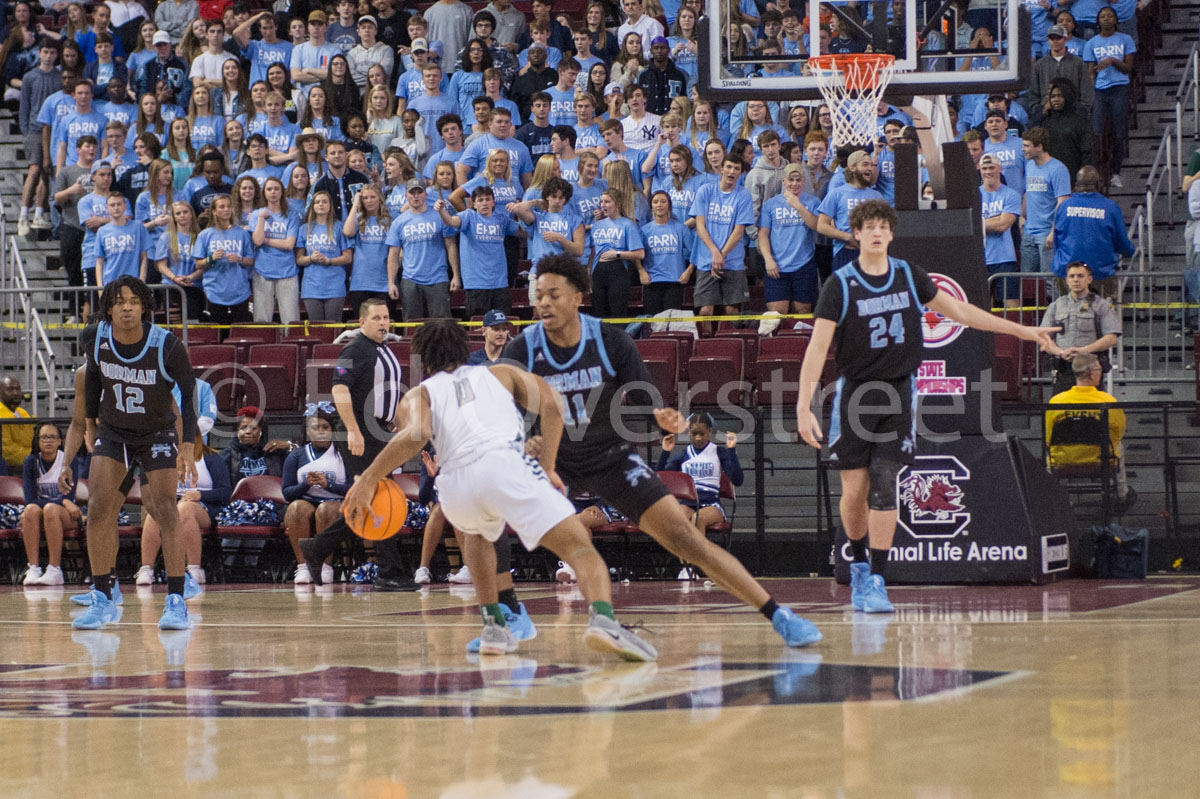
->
<box><xmin>868</xmin><ymin>313</ymin><xmax>905</xmax><ymax>349</ymax></box>
<box><xmin>113</xmin><ymin>384</ymin><xmax>145</xmax><ymax>414</ymax></box>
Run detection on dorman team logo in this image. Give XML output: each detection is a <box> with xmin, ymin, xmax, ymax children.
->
<box><xmin>897</xmin><ymin>455</ymin><xmax>971</xmax><ymax>539</ymax></box>
<box><xmin>921</xmin><ymin>274</ymin><xmax>968</xmax><ymax>349</ymax></box>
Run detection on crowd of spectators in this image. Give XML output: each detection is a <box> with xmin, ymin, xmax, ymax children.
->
<box><xmin>4</xmin><ymin>0</ymin><xmax>1141</xmax><ymax>328</ymax></box>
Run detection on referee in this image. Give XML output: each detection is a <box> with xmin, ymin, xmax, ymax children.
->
<box><xmin>300</xmin><ymin>298</ymin><xmax>417</xmax><ymax>591</ymax></box>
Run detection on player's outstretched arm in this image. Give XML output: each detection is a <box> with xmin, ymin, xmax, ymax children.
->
<box><xmin>343</xmin><ymin>386</ymin><xmax>433</xmax><ymax>529</ymax></box>
<box><xmin>926</xmin><ymin>291</ymin><xmax>1060</xmax><ymax>350</ymax></box>
<box><xmin>795</xmin><ymin>318</ymin><xmax>836</xmax><ymax>449</ymax></box>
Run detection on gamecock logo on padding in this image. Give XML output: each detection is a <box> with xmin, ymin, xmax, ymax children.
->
<box><xmin>897</xmin><ymin>455</ymin><xmax>970</xmax><ymax>539</ymax></box>
<box><xmin>921</xmin><ymin>274</ymin><xmax>968</xmax><ymax>349</ymax></box>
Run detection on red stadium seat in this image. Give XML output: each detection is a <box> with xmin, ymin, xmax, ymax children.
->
<box><xmin>391</xmin><ymin>473</ymin><xmax>422</xmax><ymax>537</ymax></box>
<box><xmin>214</xmin><ymin>476</ymin><xmax>288</xmax><ymax>582</ymax></box>
<box><xmin>656</xmin><ymin>470</ymin><xmax>698</xmax><ymax>505</ymax></box>
<box><xmin>248</xmin><ymin>344</ymin><xmax>300</xmax><ymax>390</ymax></box>
<box><xmin>278</xmin><ymin>335</ymin><xmax>325</xmax><ymax>362</ymax></box>
<box><xmin>650</xmin><ymin>331</ymin><xmax>695</xmax><ymax>379</ymax></box>
<box><xmin>634</xmin><ymin>338</ymin><xmax>680</xmax><ymax>406</ymax></box>
<box><xmin>686</xmin><ymin>338</ymin><xmax>746</xmax><ymax>406</ymax></box>
<box><xmin>714</xmin><ymin>327</ymin><xmax>758</xmax><ymax>381</ymax></box>
<box><xmin>304</xmin><ymin>360</ymin><xmax>341</xmax><ymax>400</ymax></box>
<box><xmin>312</xmin><ymin>343</ymin><xmax>343</xmax><ymax>360</ymax></box>
<box><xmin>177</xmin><ymin>326</ymin><xmax>219</xmax><ymax>344</ymax></box>
<box><xmin>189</xmin><ymin>344</ymin><xmax>237</xmax><ymax>368</ymax></box>
<box><xmin>227</xmin><ymin>325</ymin><xmax>278</xmax><ymax>343</ymax></box>
<box><xmin>755</xmin><ymin>335</ymin><xmax>809</xmax><ymax>406</ymax></box>
<box><xmin>705</xmin><ymin>473</ymin><xmax>737</xmax><ymax>549</ymax></box>
<box><xmin>240</xmin><ymin>363</ymin><xmax>296</xmax><ymax>412</ymax></box>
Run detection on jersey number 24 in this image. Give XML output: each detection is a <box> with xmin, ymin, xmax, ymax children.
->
<box><xmin>869</xmin><ymin>313</ymin><xmax>905</xmax><ymax>349</ymax></box>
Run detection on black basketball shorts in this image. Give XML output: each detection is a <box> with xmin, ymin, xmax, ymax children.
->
<box><xmin>94</xmin><ymin>427</ymin><xmax>179</xmax><ymax>474</ymax></box>
<box><xmin>826</xmin><ymin>374</ymin><xmax>917</xmax><ymax>471</ymax></box>
<box><xmin>560</xmin><ymin>445</ymin><xmax>672</xmax><ymax>525</ymax></box>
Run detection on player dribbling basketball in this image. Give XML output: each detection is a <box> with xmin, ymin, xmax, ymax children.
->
<box><xmin>342</xmin><ymin>319</ymin><xmax>656</xmax><ymax>660</ymax></box>
<box><xmin>795</xmin><ymin>200</ymin><xmax>1058</xmax><ymax>612</ymax></box>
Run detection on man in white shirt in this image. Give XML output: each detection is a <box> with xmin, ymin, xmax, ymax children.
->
<box><xmin>347</xmin><ymin>15</ymin><xmax>394</xmax><ymax>88</ymax></box>
<box><xmin>617</xmin><ymin>0</ymin><xmax>664</xmax><ymax>46</ymax></box>
<box><xmin>620</xmin><ymin>85</ymin><xmax>662</xmax><ymax>152</ymax></box>
<box><xmin>189</xmin><ymin>19</ymin><xmax>235</xmax><ymax>89</ymax></box>
<box><xmin>106</xmin><ymin>0</ymin><xmax>147</xmax><ymax>30</ymax></box>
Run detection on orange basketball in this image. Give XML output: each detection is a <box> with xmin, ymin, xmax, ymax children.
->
<box><xmin>345</xmin><ymin>478</ymin><xmax>408</xmax><ymax>541</ymax></box>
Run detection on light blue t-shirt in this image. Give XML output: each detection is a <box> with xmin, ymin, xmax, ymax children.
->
<box><xmin>243</xmin><ymin>39</ymin><xmax>294</xmax><ymax>85</ymax></box>
<box><xmin>602</xmin><ymin>149</ymin><xmax>645</xmax><ymax>185</ymax></box>
<box><xmin>190</xmin><ymin>115</ymin><xmax>225</xmax><ymax>150</ymax></box>
<box><xmin>640</xmin><ymin>219</ymin><xmax>693</xmax><ymax>283</ymax></box>
<box><xmin>134</xmin><ymin>189</ymin><xmax>183</xmax><ymax>255</ymax></box>
<box><xmin>263</xmin><ymin>119</ymin><xmax>298</xmax><ymax>155</ymax></box>
<box><xmin>191</xmin><ymin>226</ymin><xmax>254</xmax><ymax>305</ymax></box>
<box><xmin>290</xmin><ymin>42</ymin><xmax>342</xmax><ymax>97</ymax></box>
<box><xmin>875</xmin><ymin>148</ymin><xmax>896</xmax><ymax>203</ymax></box>
<box><xmin>527</xmin><ymin>206</ymin><xmax>583</xmax><ymax>269</ymax></box>
<box><xmin>422</xmin><ymin>146</ymin><xmax>466</xmax><ymax>180</ymax></box>
<box><xmin>394</xmin><ymin>67</ymin><xmax>448</xmax><ymax>101</ymax></box>
<box><xmin>569</xmin><ymin>179</ymin><xmax>607</xmax><ymax>224</ymax></box>
<box><xmin>153</xmin><ymin>231</ymin><xmax>194</xmax><ymax>277</ymax></box>
<box><xmin>1084</xmin><ymin>32</ymin><xmax>1136</xmax><ymax>90</ymax></box>
<box><xmin>983</xmin><ymin>134</ymin><xmax>1026</xmax><ymax>193</ymax></box>
<box><xmin>546</xmin><ymin>86</ymin><xmax>577</xmax><ymax>127</ymax></box>
<box><xmin>309</xmin><ymin>115</ymin><xmax>344</xmax><ymax>143</ymax></box>
<box><xmin>817</xmin><ymin>184</ymin><xmax>885</xmax><ymax>255</ymax></box>
<box><xmin>386</xmin><ymin>208</ymin><xmax>456</xmax><ymax>286</ymax></box>
<box><xmin>759</xmin><ymin>192</ymin><xmax>821</xmax><ymax>271</ymax></box>
<box><xmin>100</xmin><ymin>100</ymin><xmax>138</xmax><ymax>130</ymax></box>
<box><xmin>588</xmin><ymin>216</ymin><xmax>644</xmax><ymax>267</ymax></box>
<box><xmin>448</xmin><ymin>70</ymin><xmax>485</xmax><ymax>126</ymax></box>
<box><xmin>461</xmin><ymin>175</ymin><xmax>522</xmax><ymax>210</ymax></box>
<box><xmin>689</xmin><ymin>182</ymin><xmax>755</xmax><ymax>270</ymax></box>
<box><xmin>460</xmin><ymin>134</ymin><xmax>535</xmax><ymax>180</ymax></box>
<box><xmin>980</xmin><ymin>184</ymin><xmax>1022</xmax><ymax>265</ymax></box>
<box><xmin>456</xmin><ymin>209</ymin><xmax>519</xmax><ymax>289</ymax></box>
<box><xmin>53</xmin><ymin>110</ymin><xmax>107</xmax><ymax>166</ymax></box>
<box><xmin>298</xmin><ymin>222</ymin><xmax>351</xmax><ymax>298</ymax></box>
<box><xmin>574</xmin><ymin>123</ymin><xmax>603</xmax><ymax>151</ymax></box>
<box><xmin>558</xmin><ymin>156</ymin><xmax>580</xmax><ymax>183</ymax></box>
<box><xmin>1023</xmin><ymin>157</ymin><xmax>1072</xmax><ymax>235</ymax></box>
<box><xmin>348</xmin><ymin>215</ymin><xmax>391</xmax><ymax>292</ymax></box>
<box><xmin>518</xmin><ymin>46</ymin><xmax>562</xmax><ymax>70</ymax></box>
<box><xmin>247</xmin><ymin>207</ymin><xmax>301</xmax><ymax>280</ymax></box>
<box><xmin>408</xmin><ymin>92</ymin><xmax>459</xmax><ymax>152</ymax></box>
<box><xmin>96</xmin><ymin>220</ymin><xmax>149</xmax><ymax>285</ymax></box>
<box><xmin>653</xmin><ymin>173</ymin><xmax>707</xmax><ymax>225</ymax></box>
<box><xmin>79</xmin><ymin>193</ymin><xmax>132</xmax><ymax>266</ymax></box>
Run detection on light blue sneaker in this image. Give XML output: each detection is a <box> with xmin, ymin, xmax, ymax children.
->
<box><xmin>849</xmin><ymin>562</ymin><xmax>870</xmax><ymax>610</ymax></box>
<box><xmin>860</xmin><ymin>574</ymin><xmax>895</xmax><ymax>614</ymax></box>
<box><xmin>183</xmin><ymin>572</ymin><xmax>202</xmax><ymax>600</ymax></box>
<box><xmin>466</xmin><ymin>603</ymin><xmax>538</xmax><ymax>653</ymax></box>
<box><xmin>771</xmin><ymin>606</ymin><xmax>822</xmax><ymax>647</ymax></box>
<box><xmin>71</xmin><ymin>590</ymin><xmax>121</xmax><ymax>630</ymax></box>
<box><xmin>158</xmin><ymin>593</ymin><xmax>191</xmax><ymax>630</ymax></box>
<box><xmin>70</xmin><ymin>579</ymin><xmax>123</xmax><ymax>607</ymax></box>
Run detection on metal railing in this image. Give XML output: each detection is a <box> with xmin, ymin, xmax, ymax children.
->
<box><xmin>1145</xmin><ymin>125</ymin><xmax>1179</xmax><ymax>270</ymax></box>
<box><xmin>0</xmin><ymin>214</ymin><xmax>58</xmax><ymax>416</ymax></box>
<box><xmin>1176</xmin><ymin>41</ymin><xmax>1200</xmax><ymax>189</ymax></box>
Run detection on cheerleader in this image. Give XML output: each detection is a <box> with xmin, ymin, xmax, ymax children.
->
<box><xmin>282</xmin><ymin>404</ymin><xmax>347</xmax><ymax>584</ymax></box>
<box><xmin>18</xmin><ymin>424</ymin><xmax>82</xmax><ymax>586</ymax></box>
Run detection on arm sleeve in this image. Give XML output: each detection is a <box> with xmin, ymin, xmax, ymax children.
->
<box><xmin>602</xmin><ymin>324</ymin><xmax>656</xmax><ymax>407</ymax></box>
<box><xmin>164</xmin><ymin>335</ymin><xmax>198</xmax><ymax>442</ymax></box>
<box><xmin>331</xmin><ymin>340</ymin><xmax>365</xmax><ymax>390</ymax></box>
<box><xmin>813</xmin><ymin>273</ymin><xmax>845</xmax><ymax>323</ymax></box>
<box><xmin>718</xmin><ymin>446</ymin><xmax>744</xmax><ymax>486</ymax></box>
<box><xmin>80</xmin><ymin>325</ymin><xmax>102</xmax><ymax>419</ymax></box>
<box><xmin>656</xmin><ymin>448</ymin><xmax>686</xmax><ymax>471</ymax></box>
<box><xmin>198</xmin><ymin>454</ymin><xmax>232</xmax><ymax>505</ymax></box>
<box><xmin>1096</xmin><ymin>298</ymin><xmax>1122</xmax><ymax>338</ymax></box>
<box><xmin>281</xmin><ymin>449</ymin><xmax>306</xmax><ymax>502</ymax></box>
<box><xmin>908</xmin><ymin>262</ymin><xmax>940</xmax><ymax>304</ymax></box>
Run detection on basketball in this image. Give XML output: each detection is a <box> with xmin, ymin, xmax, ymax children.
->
<box><xmin>345</xmin><ymin>478</ymin><xmax>408</xmax><ymax>541</ymax></box>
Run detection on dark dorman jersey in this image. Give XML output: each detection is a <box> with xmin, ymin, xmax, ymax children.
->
<box><xmin>502</xmin><ymin>315</ymin><xmax>655</xmax><ymax>476</ymax></box>
<box><xmin>81</xmin><ymin>322</ymin><xmax>197</xmax><ymax>444</ymax></box>
<box><xmin>813</xmin><ymin>257</ymin><xmax>940</xmax><ymax>382</ymax></box>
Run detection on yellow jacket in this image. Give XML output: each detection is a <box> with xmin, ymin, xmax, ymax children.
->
<box><xmin>0</xmin><ymin>403</ymin><xmax>33</xmax><ymax>472</ymax></box>
<box><xmin>1045</xmin><ymin>385</ymin><xmax>1125</xmax><ymax>468</ymax></box>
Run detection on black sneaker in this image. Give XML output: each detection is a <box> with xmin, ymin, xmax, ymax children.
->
<box><xmin>299</xmin><ymin>538</ymin><xmax>325</xmax><ymax>586</ymax></box>
<box><xmin>374</xmin><ymin>574</ymin><xmax>421</xmax><ymax>592</ymax></box>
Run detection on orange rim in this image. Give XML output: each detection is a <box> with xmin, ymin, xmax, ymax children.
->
<box><xmin>807</xmin><ymin>54</ymin><xmax>896</xmax><ymax>92</ymax></box>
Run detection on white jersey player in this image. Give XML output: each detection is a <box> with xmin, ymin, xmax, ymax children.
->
<box><xmin>343</xmin><ymin>319</ymin><xmax>656</xmax><ymax>661</ymax></box>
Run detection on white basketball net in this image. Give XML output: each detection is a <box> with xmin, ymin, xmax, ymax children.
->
<box><xmin>808</xmin><ymin>55</ymin><xmax>897</xmax><ymax>149</ymax></box>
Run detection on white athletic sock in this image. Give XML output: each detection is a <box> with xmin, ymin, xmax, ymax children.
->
<box><xmin>19</xmin><ymin>207</ymin><xmax>28</xmax><ymax>218</ymax></box>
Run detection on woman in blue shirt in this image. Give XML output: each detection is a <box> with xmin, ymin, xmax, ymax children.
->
<box><xmin>640</xmin><ymin>191</ymin><xmax>694</xmax><ymax>316</ymax></box>
<box><xmin>125</xmin><ymin>92</ymin><xmax>167</xmax><ymax>152</ymax></box>
<box><xmin>249</xmin><ymin>176</ymin><xmax>301</xmax><ymax>324</ymax></box>
<box><xmin>282</xmin><ymin>405</ymin><xmax>347</xmax><ymax>584</ymax></box>
<box><xmin>165</xmin><ymin>116</ymin><xmax>195</xmax><ymax>192</ymax></box>
<box><xmin>298</xmin><ymin>85</ymin><xmax>343</xmax><ymax>143</ymax></box>
<box><xmin>654</xmin><ymin>144</ymin><xmax>706</xmax><ymax>227</ymax></box>
<box><xmin>192</xmin><ymin>194</ymin><xmax>255</xmax><ymax>323</ymax></box>
<box><xmin>588</xmin><ymin>187</ymin><xmax>645</xmax><ymax>319</ymax></box>
<box><xmin>187</xmin><ymin>85</ymin><xmax>225</xmax><ymax>151</ymax></box>
<box><xmin>297</xmin><ymin>190</ymin><xmax>353</xmax><ymax>322</ymax></box>
<box><xmin>135</xmin><ymin>158</ymin><xmax>182</xmax><ymax>259</ymax></box>
<box><xmin>18</xmin><ymin>423</ymin><xmax>81</xmax><ymax>587</ymax></box>
<box><xmin>282</xmin><ymin>128</ymin><xmax>327</xmax><ymax>188</ymax></box>
<box><xmin>134</xmin><ymin>433</ymin><xmax>231</xmax><ymax>589</ymax></box>
<box><xmin>231</xmin><ymin>176</ymin><xmax>263</xmax><ymax>229</ymax></box>
<box><xmin>155</xmin><ymin>201</ymin><xmax>205</xmax><ymax>320</ymax></box>
<box><xmin>343</xmin><ymin>185</ymin><xmax>394</xmax><ymax>311</ymax></box>
<box><xmin>450</xmin><ymin>148</ymin><xmax>522</xmax><ymax>211</ymax></box>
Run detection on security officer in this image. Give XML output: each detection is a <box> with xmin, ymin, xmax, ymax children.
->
<box><xmin>1040</xmin><ymin>260</ymin><xmax>1122</xmax><ymax>395</ymax></box>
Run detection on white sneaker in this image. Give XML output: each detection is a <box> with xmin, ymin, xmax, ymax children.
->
<box><xmin>22</xmin><ymin>564</ymin><xmax>43</xmax><ymax>585</ymax></box>
<box><xmin>677</xmin><ymin>565</ymin><xmax>695</xmax><ymax>581</ymax></box>
<box><xmin>414</xmin><ymin>566</ymin><xmax>432</xmax><ymax>584</ymax></box>
<box><xmin>29</xmin><ymin>211</ymin><xmax>50</xmax><ymax>229</ymax></box>
<box><xmin>449</xmin><ymin>565</ymin><xmax>473</xmax><ymax>584</ymax></box>
<box><xmin>186</xmin><ymin>565</ymin><xmax>206</xmax><ymax>585</ymax></box>
<box><xmin>1109</xmin><ymin>173</ymin><xmax>1123</xmax><ymax>189</ymax></box>
<box><xmin>293</xmin><ymin>564</ymin><xmax>313</xmax><ymax>584</ymax></box>
<box><xmin>555</xmin><ymin>561</ymin><xmax>576</xmax><ymax>583</ymax></box>
<box><xmin>17</xmin><ymin>217</ymin><xmax>30</xmax><ymax>237</ymax></box>
<box><xmin>321</xmin><ymin>563</ymin><xmax>335</xmax><ymax>583</ymax></box>
<box><xmin>36</xmin><ymin>565</ymin><xmax>64</xmax><ymax>586</ymax></box>
<box><xmin>134</xmin><ymin>565</ymin><xmax>155</xmax><ymax>585</ymax></box>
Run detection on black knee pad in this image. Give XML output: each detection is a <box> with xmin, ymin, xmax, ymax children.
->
<box><xmin>493</xmin><ymin>532</ymin><xmax>512</xmax><ymax>575</ymax></box>
<box><xmin>868</xmin><ymin>459</ymin><xmax>901</xmax><ymax>511</ymax></box>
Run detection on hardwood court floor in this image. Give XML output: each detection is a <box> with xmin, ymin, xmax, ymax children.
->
<box><xmin>2</xmin><ymin>576</ymin><xmax>1199</xmax><ymax>798</ymax></box>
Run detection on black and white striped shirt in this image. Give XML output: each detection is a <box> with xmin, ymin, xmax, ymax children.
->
<box><xmin>332</xmin><ymin>332</ymin><xmax>404</xmax><ymax>446</ymax></box>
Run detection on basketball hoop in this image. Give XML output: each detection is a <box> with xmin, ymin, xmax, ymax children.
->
<box><xmin>808</xmin><ymin>54</ymin><xmax>896</xmax><ymax>149</ymax></box>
